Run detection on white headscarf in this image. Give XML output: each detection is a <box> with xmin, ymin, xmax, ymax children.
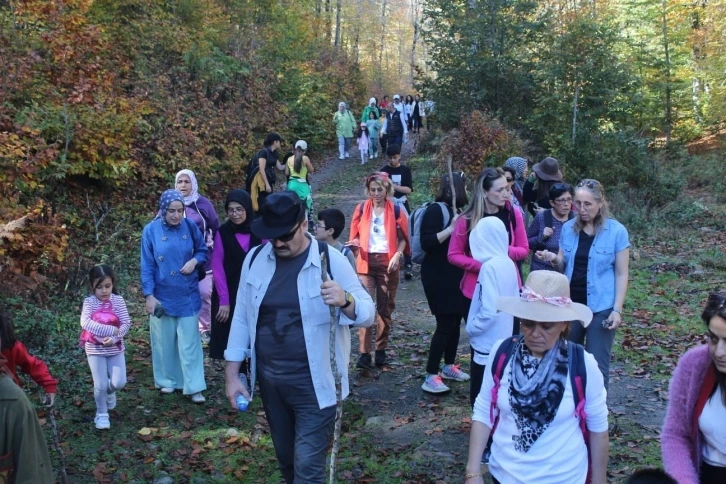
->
<box><xmin>175</xmin><ymin>169</ymin><xmax>200</xmax><ymax>206</ymax></box>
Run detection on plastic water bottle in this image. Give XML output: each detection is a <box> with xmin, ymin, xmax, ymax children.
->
<box><xmin>235</xmin><ymin>373</ymin><xmax>249</xmax><ymax>412</ymax></box>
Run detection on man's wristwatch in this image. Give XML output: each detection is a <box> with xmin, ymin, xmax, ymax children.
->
<box><xmin>341</xmin><ymin>292</ymin><xmax>354</xmax><ymax>309</ymax></box>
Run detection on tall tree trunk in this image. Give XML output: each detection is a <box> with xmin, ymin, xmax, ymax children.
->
<box><xmin>410</xmin><ymin>0</ymin><xmax>420</xmax><ymax>87</ymax></box>
<box><xmin>353</xmin><ymin>0</ymin><xmax>363</xmax><ymax>62</ymax></box>
<box><xmin>334</xmin><ymin>0</ymin><xmax>342</xmax><ymax>50</ymax></box>
<box><xmin>325</xmin><ymin>0</ymin><xmax>332</xmax><ymax>42</ymax></box>
<box><xmin>572</xmin><ymin>83</ymin><xmax>580</xmax><ymax>145</ymax></box>
<box><xmin>661</xmin><ymin>0</ymin><xmax>672</xmax><ymax>147</ymax></box>
<box><xmin>378</xmin><ymin>0</ymin><xmax>388</xmax><ymax>88</ymax></box>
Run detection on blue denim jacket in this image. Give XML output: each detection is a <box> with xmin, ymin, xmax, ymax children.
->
<box><xmin>225</xmin><ymin>237</ymin><xmax>375</xmax><ymax>409</ymax></box>
<box><xmin>559</xmin><ymin>218</ymin><xmax>630</xmax><ymax>312</ymax></box>
<box><xmin>141</xmin><ymin>219</ymin><xmax>208</xmax><ymax>317</ymax></box>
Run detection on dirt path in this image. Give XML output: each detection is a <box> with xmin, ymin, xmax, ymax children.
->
<box><xmin>309</xmin><ymin>138</ymin><xmax>669</xmax><ymax>483</ymax></box>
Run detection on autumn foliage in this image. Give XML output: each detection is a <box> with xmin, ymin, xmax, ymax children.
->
<box><xmin>0</xmin><ymin>0</ymin><xmax>365</xmax><ymax>289</ymax></box>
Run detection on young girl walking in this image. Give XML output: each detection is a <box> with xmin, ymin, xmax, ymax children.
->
<box><xmin>357</xmin><ymin>122</ymin><xmax>370</xmax><ymax>165</ymax></box>
<box><xmin>79</xmin><ymin>265</ymin><xmax>132</xmax><ymax>429</ymax></box>
<box><xmin>366</xmin><ymin>111</ymin><xmax>382</xmax><ymax>159</ymax></box>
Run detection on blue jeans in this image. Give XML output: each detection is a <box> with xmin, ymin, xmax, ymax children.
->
<box><xmin>258</xmin><ymin>371</ymin><xmax>336</xmax><ymax>484</ymax></box>
<box><xmin>567</xmin><ymin>308</ymin><xmax>615</xmax><ymax>389</ymax></box>
<box><xmin>369</xmin><ymin>137</ymin><xmax>379</xmax><ymax>157</ymax></box>
<box><xmin>337</xmin><ymin>136</ymin><xmax>352</xmax><ymax>157</ymax></box>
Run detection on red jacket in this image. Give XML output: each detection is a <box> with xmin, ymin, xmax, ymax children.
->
<box><xmin>1</xmin><ymin>341</ymin><xmax>58</xmax><ymax>393</ymax></box>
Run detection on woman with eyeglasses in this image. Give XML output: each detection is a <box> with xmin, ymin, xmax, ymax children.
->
<box><xmin>662</xmin><ymin>293</ymin><xmax>726</xmax><ymax>484</ymax></box>
<box><xmin>349</xmin><ymin>172</ymin><xmax>410</xmax><ymax>369</ymax></box>
<box><xmin>536</xmin><ymin>179</ymin><xmax>630</xmax><ymax>389</ymax></box>
<box><xmin>209</xmin><ymin>189</ymin><xmax>262</xmax><ymax>361</ymax></box>
<box><xmin>448</xmin><ymin>168</ymin><xmax>529</xmax><ymax>399</ymax></box>
<box><xmin>527</xmin><ymin>183</ymin><xmax>575</xmax><ymax>272</ymax></box>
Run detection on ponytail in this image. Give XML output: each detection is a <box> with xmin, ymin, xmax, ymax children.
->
<box><xmin>294</xmin><ymin>148</ymin><xmax>304</xmax><ymax>173</ymax></box>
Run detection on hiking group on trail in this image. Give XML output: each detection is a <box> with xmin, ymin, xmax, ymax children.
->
<box><xmin>2</xmin><ymin>96</ymin><xmax>725</xmax><ymax>484</ymax></box>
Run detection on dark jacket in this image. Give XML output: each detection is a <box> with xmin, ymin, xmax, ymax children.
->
<box><xmin>420</xmin><ymin>203</ymin><xmax>467</xmax><ymax>316</ymax></box>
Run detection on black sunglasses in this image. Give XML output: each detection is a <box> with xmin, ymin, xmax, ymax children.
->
<box><xmin>707</xmin><ymin>293</ymin><xmax>726</xmax><ymax>310</ymax></box>
<box><xmin>274</xmin><ymin>222</ymin><xmax>302</xmax><ymax>242</ymax></box>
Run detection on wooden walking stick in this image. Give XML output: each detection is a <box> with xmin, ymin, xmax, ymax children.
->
<box><xmin>45</xmin><ymin>398</ymin><xmax>70</xmax><ymax>484</ymax></box>
<box><xmin>446</xmin><ymin>154</ymin><xmax>457</xmax><ymax>213</ymax></box>
<box><xmin>320</xmin><ymin>251</ymin><xmax>343</xmax><ymax>484</ymax></box>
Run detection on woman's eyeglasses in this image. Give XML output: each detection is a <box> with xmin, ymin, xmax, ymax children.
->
<box><xmin>554</xmin><ymin>197</ymin><xmax>573</xmax><ymax>204</ymax></box>
<box><xmin>227</xmin><ymin>207</ymin><xmax>245</xmax><ymax>215</ymax></box>
<box><xmin>373</xmin><ymin>217</ymin><xmax>383</xmax><ymax>234</ymax></box>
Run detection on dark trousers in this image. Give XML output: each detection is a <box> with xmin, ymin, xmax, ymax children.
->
<box><xmin>380</xmin><ymin>134</ymin><xmax>388</xmax><ymax>154</ymax></box>
<box><xmin>701</xmin><ymin>461</ymin><xmax>726</xmax><ymax>483</ymax></box>
<box><xmin>425</xmin><ymin>314</ymin><xmax>465</xmax><ymax>375</ymax></box>
<box><xmin>567</xmin><ymin>308</ymin><xmax>615</xmax><ymax>389</ymax></box>
<box><xmin>470</xmin><ymin>348</ymin><xmax>486</xmax><ymax>408</ymax></box>
<box><xmin>258</xmin><ymin>371</ymin><xmax>336</xmax><ymax>484</ymax></box>
<box><xmin>388</xmin><ymin>134</ymin><xmax>403</xmax><ymax>148</ymax></box>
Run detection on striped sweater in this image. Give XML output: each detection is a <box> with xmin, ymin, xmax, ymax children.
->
<box><xmin>80</xmin><ymin>294</ymin><xmax>132</xmax><ymax>356</ymax></box>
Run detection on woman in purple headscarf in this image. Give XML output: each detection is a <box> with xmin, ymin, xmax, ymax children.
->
<box><xmin>175</xmin><ymin>170</ymin><xmax>220</xmax><ymax>345</ymax></box>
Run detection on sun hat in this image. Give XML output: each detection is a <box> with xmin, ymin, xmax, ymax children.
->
<box><xmin>295</xmin><ymin>140</ymin><xmax>308</xmax><ymax>150</ymax></box>
<box><xmin>496</xmin><ymin>271</ymin><xmax>592</xmax><ymax>326</ymax></box>
<box><xmin>532</xmin><ymin>157</ymin><xmax>563</xmax><ymax>182</ymax></box>
<box><xmin>251</xmin><ymin>191</ymin><xmax>305</xmax><ymax>240</ymax></box>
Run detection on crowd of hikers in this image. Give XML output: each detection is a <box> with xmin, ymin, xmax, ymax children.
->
<box><xmin>1</xmin><ymin>95</ymin><xmax>725</xmax><ymax>484</ymax></box>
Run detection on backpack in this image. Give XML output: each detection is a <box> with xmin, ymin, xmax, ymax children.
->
<box><xmin>489</xmin><ymin>334</ymin><xmax>591</xmax><ymax>483</ymax></box>
<box><xmin>356</xmin><ymin>202</ymin><xmax>401</xmax><ymax>221</ymax></box>
<box><xmin>409</xmin><ymin>202</ymin><xmax>450</xmax><ymax>264</ymax></box>
<box><xmin>536</xmin><ymin>209</ymin><xmax>574</xmax><ymax>251</ymax></box>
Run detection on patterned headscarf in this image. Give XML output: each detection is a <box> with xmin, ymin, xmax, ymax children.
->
<box><xmin>175</xmin><ymin>169</ymin><xmax>200</xmax><ymax>206</ymax></box>
<box><xmin>504</xmin><ymin>157</ymin><xmax>528</xmax><ymax>183</ymax></box>
<box><xmin>157</xmin><ymin>189</ymin><xmax>185</xmax><ymax>227</ymax></box>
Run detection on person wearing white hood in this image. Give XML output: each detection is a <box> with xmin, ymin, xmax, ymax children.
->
<box><xmin>361</xmin><ymin>98</ymin><xmax>380</xmax><ymax>123</ymax></box>
<box><xmin>466</xmin><ymin>216</ymin><xmax>520</xmax><ymax>407</ymax></box>
<box><xmin>391</xmin><ymin>94</ymin><xmax>409</xmax><ymax>124</ymax></box>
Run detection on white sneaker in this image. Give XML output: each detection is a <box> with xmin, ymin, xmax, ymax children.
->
<box><xmin>95</xmin><ymin>413</ymin><xmax>111</xmax><ymax>430</ymax></box>
<box><xmin>190</xmin><ymin>392</ymin><xmax>206</xmax><ymax>404</ymax></box>
<box><xmin>338</xmin><ymin>155</ymin><xmax>344</xmax><ymax>160</ymax></box>
<box><xmin>160</xmin><ymin>387</ymin><xmax>175</xmax><ymax>394</ymax></box>
<box><xmin>344</xmin><ymin>152</ymin><xmax>350</xmax><ymax>158</ymax></box>
<box><xmin>106</xmin><ymin>391</ymin><xmax>117</xmax><ymax>410</ymax></box>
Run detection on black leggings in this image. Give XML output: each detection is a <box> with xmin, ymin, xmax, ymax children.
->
<box><xmin>702</xmin><ymin>461</ymin><xmax>726</xmax><ymax>483</ymax></box>
<box><xmin>425</xmin><ymin>314</ymin><xmax>465</xmax><ymax>375</ymax></box>
<box><xmin>469</xmin><ymin>317</ymin><xmax>520</xmax><ymax>407</ymax></box>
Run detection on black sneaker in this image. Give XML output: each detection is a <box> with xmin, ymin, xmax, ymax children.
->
<box><xmin>404</xmin><ymin>264</ymin><xmax>413</xmax><ymax>280</ymax></box>
<box><xmin>374</xmin><ymin>350</ymin><xmax>387</xmax><ymax>367</ymax></box>
<box><xmin>357</xmin><ymin>353</ymin><xmax>373</xmax><ymax>369</ymax></box>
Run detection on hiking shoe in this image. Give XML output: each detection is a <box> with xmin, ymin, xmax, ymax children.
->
<box><xmin>441</xmin><ymin>364</ymin><xmax>470</xmax><ymax>382</ymax></box>
<box><xmin>106</xmin><ymin>391</ymin><xmax>117</xmax><ymax>410</ymax></box>
<box><xmin>95</xmin><ymin>413</ymin><xmax>111</xmax><ymax>430</ymax></box>
<box><xmin>201</xmin><ymin>330</ymin><xmax>211</xmax><ymax>346</ymax></box>
<box><xmin>422</xmin><ymin>374</ymin><xmax>450</xmax><ymax>394</ymax></box>
<box><xmin>190</xmin><ymin>392</ymin><xmax>206</xmax><ymax>404</ymax></box>
<box><xmin>357</xmin><ymin>353</ymin><xmax>373</xmax><ymax>369</ymax></box>
<box><xmin>374</xmin><ymin>350</ymin><xmax>387</xmax><ymax>367</ymax></box>
<box><xmin>160</xmin><ymin>387</ymin><xmax>175</xmax><ymax>394</ymax></box>
<box><xmin>404</xmin><ymin>264</ymin><xmax>413</xmax><ymax>280</ymax></box>
<box><xmin>345</xmin><ymin>152</ymin><xmax>350</xmax><ymax>158</ymax></box>
<box><xmin>339</xmin><ymin>155</ymin><xmax>345</xmax><ymax>160</ymax></box>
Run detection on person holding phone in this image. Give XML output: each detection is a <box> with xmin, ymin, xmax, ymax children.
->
<box><xmin>536</xmin><ymin>179</ymin><xmax>629</xmax><ymax>389</ymax></box>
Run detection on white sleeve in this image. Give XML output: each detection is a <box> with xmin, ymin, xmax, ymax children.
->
<box><xmin>583</xmin><ymin>350</ymin><xmax>609</xmax><ymax>432</ymax></box>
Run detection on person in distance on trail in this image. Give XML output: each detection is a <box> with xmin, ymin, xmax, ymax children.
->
<box><xmin>379</xmin><ymin>143</ymin><xmax>414</xmax><ymax>280</ymax></box>
<box><xmin>360</xmin><ymin>97</ymin><xmax>380</xmax><ymax>123</ymax></box>
<box><xmin>465</xmin><ymin>270</ymin><xmax>609</xmax><ymax>484</ymax></box>
<box><xmin>661</xmin><ymin>292</ymin><xmax>726</xmax><ymax>484</ymax></box>
<box><xmin>0</xmin><ymin>329</ymin><xmax>54</xmax><ymax>484</ymax></box>
<box><xmin>175</xmin><ymin>169</ymin><xmax>220</xmax><ymax>346</ymax></box>
<box><xmin>411</xmin><ymin>94</ymin><xmax>424</xmax><ymax>133</ymax></box>
<box><xmin>379</xmin><ymin>94</ymin><xmax>390</xmax><ymax>110</ymax></box>
<box><xmin>381</xmin><ymin>101</ymin><xmax>408</xmax><ymax>150</ymax></box>
<box><xmin>366</xmin><ymin>110</ymin><xmax>382</xmax><ymax>160</ymax></box>
<box><xmin>419</xmin><ymin>173</ymin><xmax>471</xmax><ymax>394</ymax></box>
<box><xmin>348</xmin><ymin>173</ymin><xmax>410</xmax><ymax>369</ymax></box>
<box><xmin>141</xmin><ymin>189</ymin><xmax>208</xmax><ymax>404</ymax></box>
<box><xmin>523</xmin><ymin>156</ymin><xmax>564</xmax><ymax>216</ymax></box>
<box><xmin>209</xmin><ymin>189</ymin><xmax>262</xmax><ymax>364</ymax></box>
<box><xmin>527</xmin><ymin>183</ymin><xmax>575</xmax><ymax>273</ymax></box>
<box><xmin>448</xmin><ymin>168</ymin><xmax>529</xmax><ymax>339</ymax></box>
<box><xmin>333</xmin><ymin>101</ymin><xmax>356</xmax><ymax>160</ymax></box>
<box><xmin>391</xmin><ymin>94</ymin><xmax>409</xmax><ymax>125</ymax></box>
<box><xmin>246</xmin><ymin>132</ymin><xmax>285</xmax><ymax>214</ymax></box>
<box><xmin>357</xmin><ymin>122</ymin><xmax>371</xmax><ymax>165</ymax></box>
<box><xmin>0</xmin><ymin>310</ymin><xmax>58</xmax><ymax>407</ymax></box>
<box><xmin>284</xmin><ymin>140</ymin><xmax>315</xmax><ymax>230</ymax></box>
<box><xmin>224</xmin><ymin>191</ymin><xmax>374</xmax><ymax>484</ymax></box>
<box><xmin>314</xmin><ymin>208</ymin><xmax>357</xmax><ymax>270</ymax></box>
<box><xmin>536</xmin><ymin>179</ymin><xmax>630</xmax><ymax>390</ymax></box>
<box><xmin>404</xmin><ymin>94</ymin><xmax>415</xmax><ymax>131</ymax></box>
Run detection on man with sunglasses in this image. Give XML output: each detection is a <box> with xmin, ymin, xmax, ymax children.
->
<box><xmin>224</xmin><ymin>191</ymin><xmax>374</xmax><ymax>484</ymax></box>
